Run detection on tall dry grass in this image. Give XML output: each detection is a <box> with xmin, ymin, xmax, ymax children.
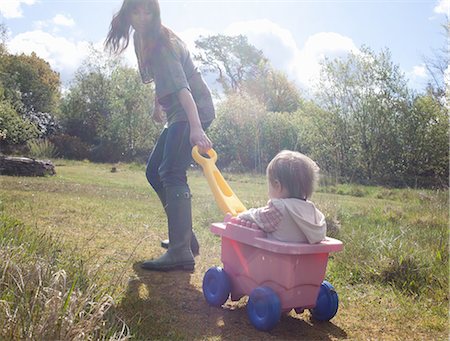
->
<box><xmin>0</xmin><ymin>214</ymin><xmax>130</xmax><ymax>340</ymax></box>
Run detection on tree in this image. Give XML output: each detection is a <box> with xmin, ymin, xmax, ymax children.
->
<box><xmin>208</xmin><ymin>93</ymin><xmax>266</xmax><ymax>171</ymax></box>
<box><xmin>0</xmin><ymin>23</ymin><xmax>7</xmax><ymax>55</ymax></box>
<box><xmin>1</xmin><ymin>52</ymin><xmax>60</xmax><ymax>115</ymax></box>
<box><xmin>294</xmin><ymin>100</ymin><xmax>343</xmax><ymax>181</ymax></box>
<box><xmin>315</xmin><ymin>46</ymin><xmax>411</xmax><ymax>183</ymax></box>
<box><xmin>106</xmin><ymin>67</ymin><xmax>158</xmax><ymax>161</ymax></box>
<box><xmin>242</xmin><ymin>66</ymin><xmax>301</xmax><ymax>113</ymax></box>
<box><xmin>61</xmin><ymin>69</ymin><xmax>112</xmax><ymax>146</ymax></box>
<box><xmin>400</xmin><ymin>90</ymin><xmax>449</xmax><ymax>186</ymax></box>
<box><xmin>208</xmin><ymin>93</ymin><xmax>300</xmax><ymax>172</ymax></box>
<box><xmin>0</xmin><ymin>52</ymin><xmax>60</xmax><ymax>139</ymax></box>
<box><xmin>423</xmin><ymin>20</ymin><xmax>448</xmax><ymax>99</ymax></box>
<box><xmin>194</xmin><ymin>34</ymin><xmax>267</xmax><ymax>94</ymax></box>
<box><xmin>0</xmin><ymin>28</ymin><xmax>60</xmax><ymax>143</ymax></box>
<box><xmin>60</xmin><ymin>48</ymin><xmax>159</xmax><ymax>162</ymax></box>
<box><xmin>0</xmin><ymin>100</ymin><xmax>39</xmax><ymax>149</ymax></box>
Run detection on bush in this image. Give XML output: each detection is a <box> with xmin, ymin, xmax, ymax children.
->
<box><xmin>26</xmin><ymin>139</ymin><xmax>58</xmax><ymax>159</ymax></box>
<box><xmin>50</xmin><ymin>134</ymin><xmax>90</xmax><ymax>160</ymax></box>
<box><xmin>208</xmin><ymin>93</ymin><xmax>299</xmax><ymax>172</ymax></box>
<box><xmin>89</xmin><ymin>140</ymin><xmax>125</xmax><ymax>163</ymax></box>
<box><xmin>0</xmin><ymin>100</ymin><xmax>39</xmax><ymax>146</ymax></box>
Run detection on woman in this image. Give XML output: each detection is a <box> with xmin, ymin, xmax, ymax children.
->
<box><xmin>105</xmin><ymin>0</ymin><xmax>215</xmax><ymax>271</ymax></box>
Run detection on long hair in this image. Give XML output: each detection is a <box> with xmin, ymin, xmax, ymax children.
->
<box><xmin>104</xmin><ymin>0</ymin><xmax>162</xmax><ymax>55</ymax></box>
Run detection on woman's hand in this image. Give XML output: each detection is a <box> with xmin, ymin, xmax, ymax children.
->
<box><xmin>189</xmin><ymin>126</ymin><xmax>212</xmax><ymax>154</ymax></box>
<box><xmin>152</xmin><ymin>98</ymin><xmax>165</xmax><ymax>123</ymax></box>
<box><xmin>152</xmin><ymin>107</ymin><xmax>165</xmax><ymax>123</ymax></box>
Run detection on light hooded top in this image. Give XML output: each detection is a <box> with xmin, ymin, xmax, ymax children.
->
<box><xmin>237</xmin><ymin>198</ymin><xmax>327</xmax><ymax>244</ymax></box>
<box><xmin>134</xmin><ymin>31</ymin><xmax>215</xmax><ymax>126</ymax></box>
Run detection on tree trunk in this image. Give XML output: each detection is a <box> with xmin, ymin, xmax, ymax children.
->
<box><xmin>0</xmin><ymin>156</ymin><xmax>56</xmax><ymax>176</ymax></box>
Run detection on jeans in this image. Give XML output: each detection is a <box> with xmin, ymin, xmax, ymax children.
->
<box><xmin>146</xmin><ymin>120</ymin><xmax>211</xmax><ymax>192</ymax></box>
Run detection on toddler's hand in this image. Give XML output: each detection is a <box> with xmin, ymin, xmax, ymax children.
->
<box><xmin>223</xmin><ymin>213</ymin><xmax>233</xmax><ymax>223</ymax></box>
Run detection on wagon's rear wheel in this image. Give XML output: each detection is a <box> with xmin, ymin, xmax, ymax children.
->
<box><xmin>310</xmin><ymin>280</ymin><xmax>339</xmax><ymax>321</ymax></box>
<box><xmin>202</xmin><ymin>267</ymin><xmax>231</xmax><ymax>307</ymax></box>
<box><xmin>247</xmin><ymin>286</ymin><xmax>281</xmax><ymax>331</ymax></box>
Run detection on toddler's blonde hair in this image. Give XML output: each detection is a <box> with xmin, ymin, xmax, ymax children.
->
<box><xmin>266</xmin><ymin>150</ymin><xmax>319</xmax><ymax>200</ymax></box>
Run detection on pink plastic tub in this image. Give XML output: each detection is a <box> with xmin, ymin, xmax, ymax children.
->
<box><xmin>202</xmin><ymin>217</ymin><xmax>343</xmax><ymax>331</ymax></box>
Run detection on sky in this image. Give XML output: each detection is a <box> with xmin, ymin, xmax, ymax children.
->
<box><xmin>0</xmin><ymin>0</ymin><xmax>448</xmax><ymax>93</ymax></box>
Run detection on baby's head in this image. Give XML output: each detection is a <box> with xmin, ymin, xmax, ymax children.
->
<box><xmin>266</xmin><ymin>150</ymin><xmax>319</xmax><ymax>200</ymax></box>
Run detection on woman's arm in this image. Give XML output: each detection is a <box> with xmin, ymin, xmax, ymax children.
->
<box><xmin>177</xmin><ymin>88</ymin><xmax>212</xmax><ymax>152</ymax></box>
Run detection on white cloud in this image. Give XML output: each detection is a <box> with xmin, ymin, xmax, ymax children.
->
<box><xmin>434</xmin><ymin>0</ymin><xmax>449</xmax><ymax>14</ymax></box>
<box><xmin>294</xmin><ymin>32</ymin><xmax>359</xmax><ymax>88</ymax></box>
<box><xmin>33</xmin><ymin>14</ymin><xmax>75</xmax><ymax>31</ymax></box>
<box><xmin>411</xmin><ymin>64</ymin><xmax>427</xmax><ymax>78</ymax></box>
<box><xmin>52</xmin><ymin>14</ymin><xmax>75</xmax><ymax>27</ymax></box>
<box><xmin>226</xmin><ymin>20</ymin><xmax>298</xmax><ymax>72</ymax></box>
<box><xmin>8</xmin><ymin>30</ymin><xmax>91</xmax><ymax>83</ymax></box>
<box><xmin>224</xmin><ymin>20</ymin><xmax>358</xmax><ymax>89</ymax></box>
<box><xmin>5</xmin><ymin>19</ymin><xmax>359</xmax><ymax>92</ymax></box>
<box><xmin>406</xmin><ymin>64</ymin><xmax>429</xmax><ymax>90</ymax></box>
<box><xmin>0</xmin><ymin>0</ymin><xmax>36</xmax><ymax>19</ymax></box>
<box><xmin>178</xmin><ymin>27</ymin><xmax>215</xmax><ymax>55</ymax></box>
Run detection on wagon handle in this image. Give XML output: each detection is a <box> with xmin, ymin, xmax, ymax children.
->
<box><xmin>192</xmin><ymin>146</ymin><xmax>247</xmax><ymax>216</ymax></box>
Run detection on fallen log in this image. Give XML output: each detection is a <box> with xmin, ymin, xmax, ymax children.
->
<box><xmin>0</xmin><ymin>156</ymin><xmax>56</xmax><ymax>176</ymax></box>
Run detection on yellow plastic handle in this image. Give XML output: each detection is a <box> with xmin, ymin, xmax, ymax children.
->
<box><xmin>192</xmin><ymin>146</ymin><xmax>246</xmax><ymax>216</ymax></box>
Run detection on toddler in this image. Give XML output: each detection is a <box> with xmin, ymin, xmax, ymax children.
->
<box><xmin>238</xmin><ymin>150</ymin><xmax>326</xmax><ymax>243</ymax></box>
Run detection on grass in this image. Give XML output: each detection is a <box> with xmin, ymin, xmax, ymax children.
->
<box><xmin>0</xmin><ymin>214</ymin><xmax>129</xmax><ymax>340</ymax></box>
<box><xmin>0</xmin><ymin>159</ymin><xmax>448</xmax><ymax>340</ymax></box>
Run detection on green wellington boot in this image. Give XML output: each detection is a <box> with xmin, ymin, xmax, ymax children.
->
<box><xmin>160</xmin><ymin>233</ymin><xmax>200</xmax><ymax>256</ymax></box>
<box><xmin>141</xmin><ymin>185</ymin><xmax>195</xmax><ymax>271</ymax></box>
<box><xmin>157</xmin><ymin>189</ymin><xmax>200</xmax><ymax>256</ymax></box>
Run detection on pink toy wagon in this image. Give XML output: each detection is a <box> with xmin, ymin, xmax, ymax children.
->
<box><xmin>192</xmin><ymin>147</ymin><xmax>344</xmax><ymax>331</ymax></box>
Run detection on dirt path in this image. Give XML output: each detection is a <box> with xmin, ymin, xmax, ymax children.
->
<box><xmin>117</xmin><ymin>262</ymin><xmax>348</xmax><ymax>340</ymax></box>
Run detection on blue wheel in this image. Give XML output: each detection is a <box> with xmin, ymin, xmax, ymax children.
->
<box><xmin>310</xmin><ymin>281</ymin><xmax>339</xmax><ymax>321</ymax></box>
<box><xmin>202</xmin><ymin>267</ymin><xmax>231</xmax><ymax>307</ymax></box>
<box><xmin>247</xmin><ymin>286</ymin><xmax>281</xmax><ymax>331</ymax></box>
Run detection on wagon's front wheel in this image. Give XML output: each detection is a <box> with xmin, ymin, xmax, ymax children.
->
<box><xmin>247</xmin><ymin>286</ymin><xmax>281</xmax><ymax>331</ymax></box>
<box><xmin>310</xmin><ymin>280</ymin><xmax>339</xmax><ymax>321</ymax></box>
<box><xmin>202</xmin><ymin>267</ymin><xmax>231</xmax><ymax>307</ymax></box>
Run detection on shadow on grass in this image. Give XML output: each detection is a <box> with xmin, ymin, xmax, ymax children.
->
<box><xmin>117</xmin><ymin>262</ymin><xmax>347</xmax><ymax>340</ymax></box>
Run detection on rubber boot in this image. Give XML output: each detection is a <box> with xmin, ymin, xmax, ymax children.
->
<box><xmin>155</xmin><ymin>189</ymin><xmax>167</xmax><ymax>212</ymax></box>
<box><xmin>157</xmin><ymin>189</ymin><xmax>200</xmax><ymax>256</ymax></box>
<box><xmin>160</xmin><ymin>233</ymin><xmax>200</xmax><ymax>256</ymax></box>
<box><xmin>141</xmin><ymin>185</ymin><xmax>195</xmax><ymax>271</ymax></box>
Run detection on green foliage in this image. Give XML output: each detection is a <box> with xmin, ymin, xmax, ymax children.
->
<box><xmin>106</xmin><ymin>67</ymin><xmax>158</xmax><ymax>162</ymax></box>
<box><xmin>400</xmin><ymin>90</ymin><xmax>449</xmax><ymax>184</ymax></box>
<box><xmin>60</xmin><ymin>49</ymin><xmax>158</xmax><ymax>162</ymax></box>
<box><xmin>294</xmin><ymin>100</ymin><xmax>342</xmax><ymax>180</ymax></box>
<box><xmin>0</xmin><ymin>23</ymin><xmax>6</xmax><ymax>55</ymax></box>
<box><xmin>0</xmin><ymin>213</ymin><xmax>129</xmax><ymax>340</ymax></box>
<box><xmin>208</xmin><ymin>93</ymin><xmax>297</xmax><ymax>172</ymax></box>
<box><xmin>0</xmin><ymin>52</ymin><xmax>60</xmax><ymax>116</ymax></box>
<box><xmin>26</xmin><ymin>139</ymin><xmax>58</xmax><ymax>159</ymax></box>
<box><xmin>259</xmin><ymin>111</ymin><xmax>299</xmax><ymax>163</ymax></box>
<box><xmin>242</xmin><ymin>67</ymin><xmax>302</xmax><ymax>113</ymax></box>
<box><xmin>310</xmin><ymin>46</ymin><xmax>448</xmax><ymax>186</ymax></box>
<box><xmin>0</xmin><ymin>100</ymin><xmax>39</xmax><ymax>146</ymax></box>
<box><xmin>0</xmin><ymin>45</ymin><xmax>60</xmax><ymax>142</ymax></box>
<box><xmin>50</xmin><ymin>134</ymin><xmax>90</xmax><ymax>160</ymax></box>
<box><xmin>60</xmin><ymin>70</ymin><xmax>112</xmax><ymax>146</ymax></box>
<box><xmin>315</xmin><ymin>47</ymin><xmax>408</xmax><ymax>181</ymax></box>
